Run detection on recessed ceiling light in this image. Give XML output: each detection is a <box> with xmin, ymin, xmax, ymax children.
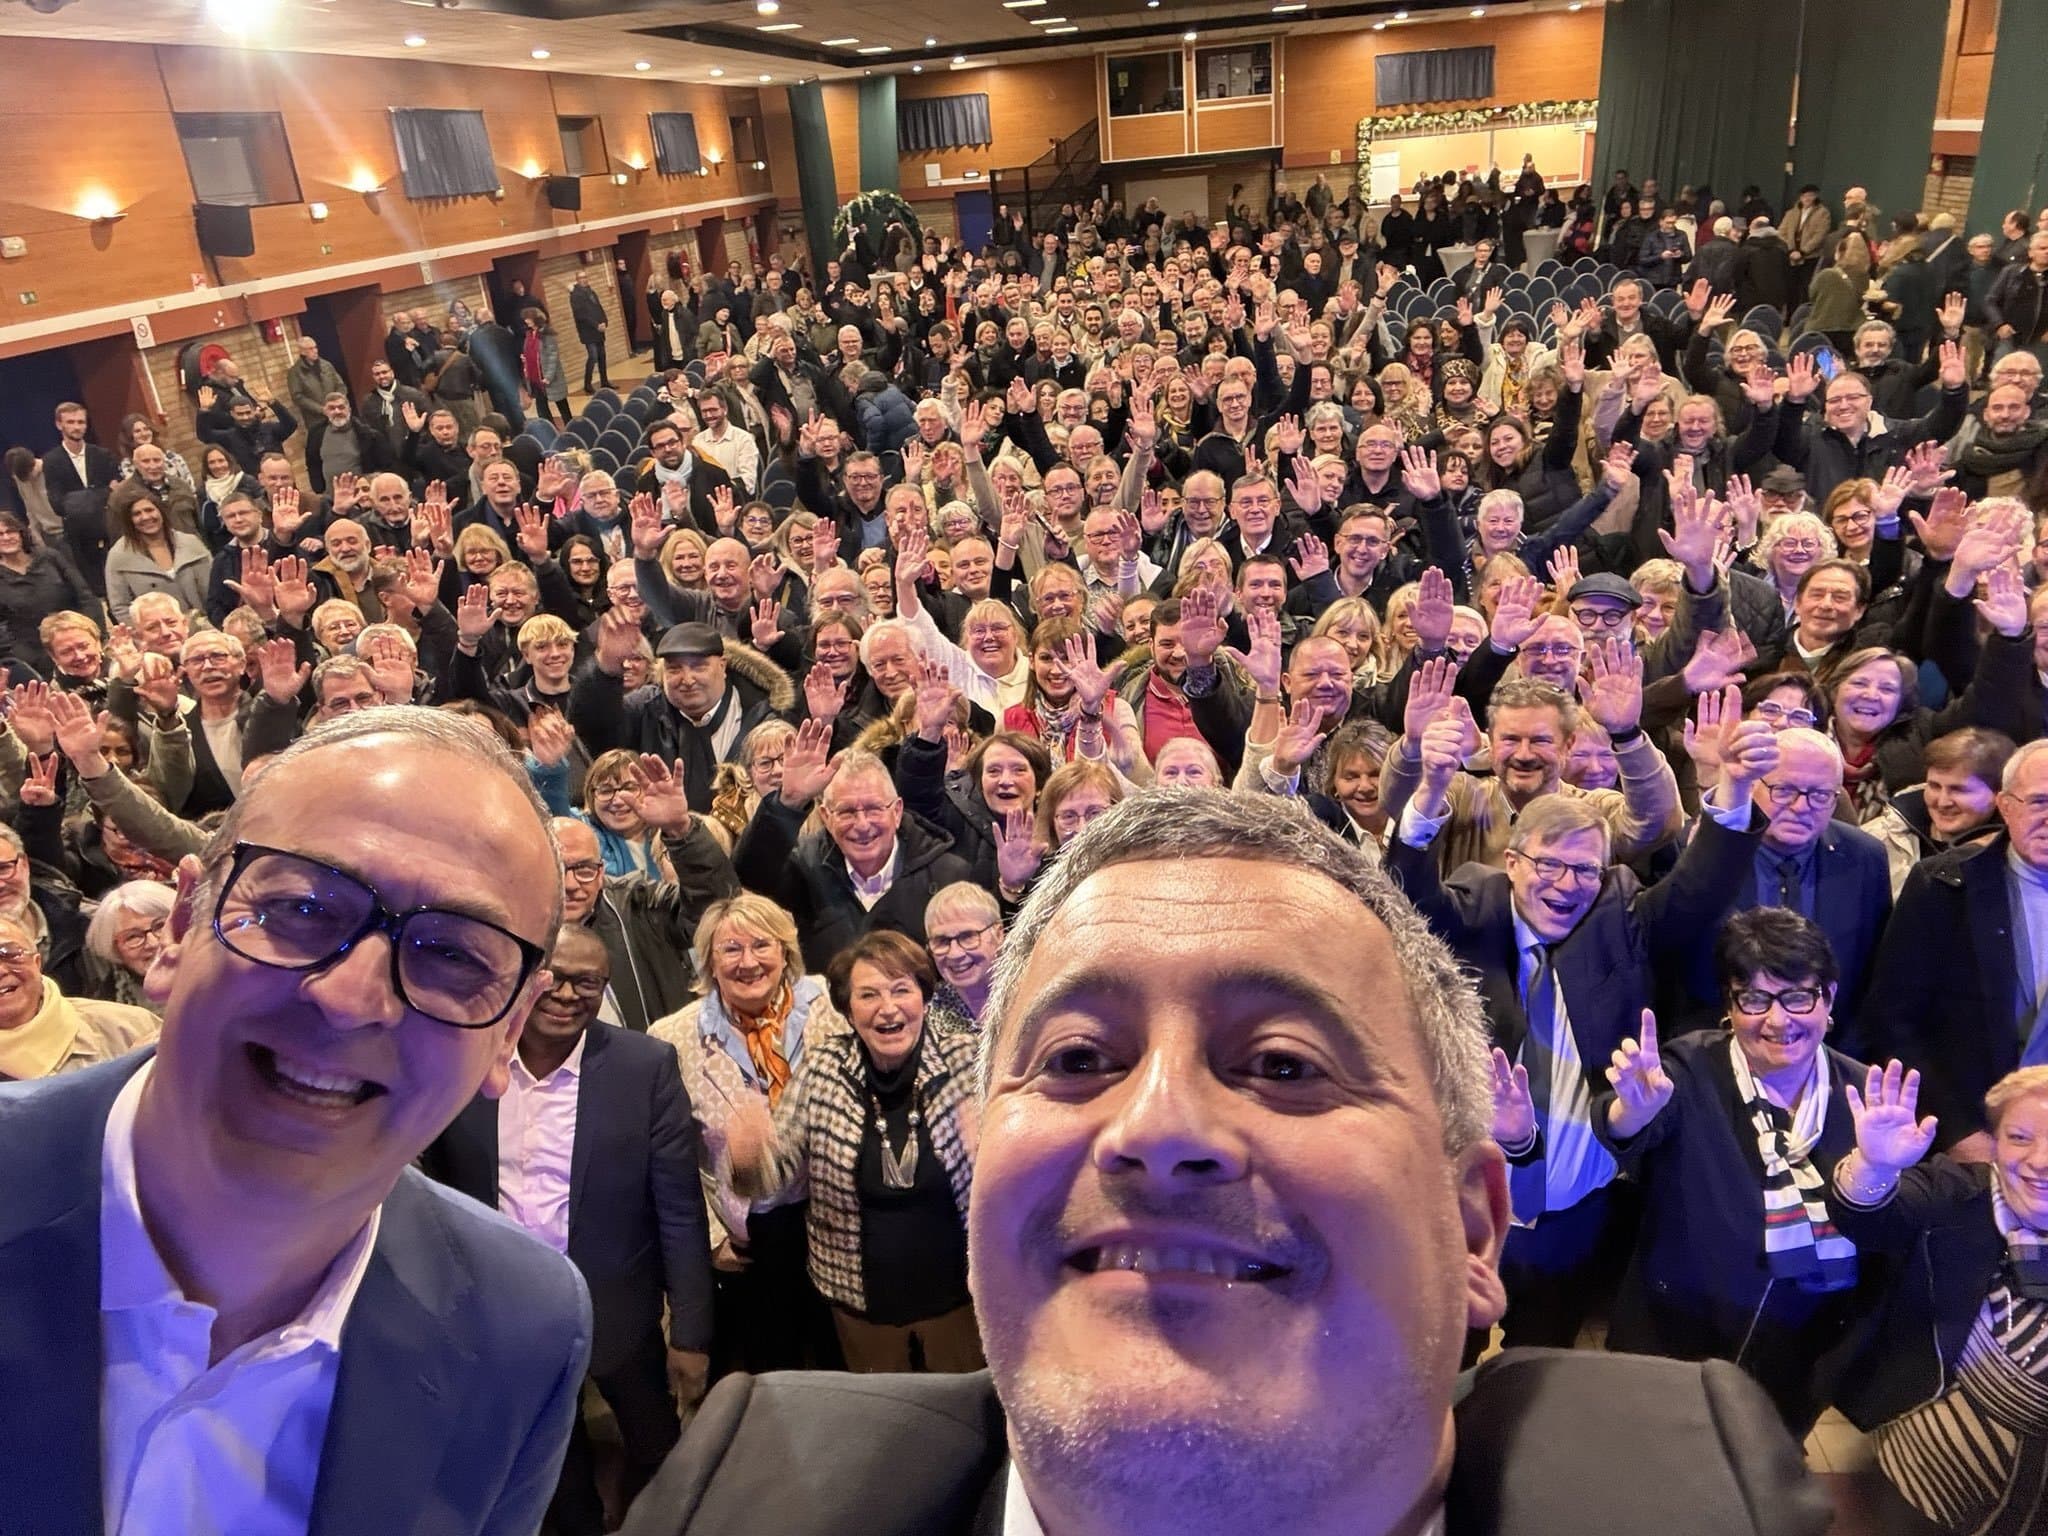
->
<box><xmin>1395</xmin><ymin>8</ymin><xmax>1408</xmax><ymax>15</ymax></box>
<box><xmin>953</xmin><ymin>53</ymin><xmax>966</xmax><ymax>62</ymax></box>
<box><xmin>402</xmin><ymin>33</ymin><xmax>425</xmax><ymax>46</ymax></box>
<box><xmin>633</xmin><ymin>58</ymin><xmax>651</xmax><ymax>69</ymax></box>
<box><xmin>1002</xmin><ymin>1</ymin><xmax>1047</xmax><ymax>7</ymax></box>
<box><xmin>1272</xmin><ymin>2</ymin><xmax>1306</xmax><ymax>10</ymax></box>
<box><xmin>756</xmin><ymin>0</ymin><xmax>779</xmax><ymax>12</ymax></box>
<box><xmin>709</xmin><ymin>66</ymin><xmax>724</xmax><ymax>75</ymax></box>
<box><xmin>530</xmin><ymin>48</ymin><xmax>550</xmax><ymax>59</ymax></box>
<box><xmin>759</xmin><ymin>72</ymin><xmax>773</xmax><ymax>80</ymax></box>
<box><xmin>1567</xmin><ymin>1</ymin><xmax>1582</xmax><ymax>8</ymax></box>
<box><xmin>822</xmin><ymin>36</ymin><xmax>859</xmax><ymax>44</ymax></box>
<box><xmin>924</xmin><ymin>35</ymin><xmax>937</xmax><ymax>45</ymax></box>
<box><xmin>1470</xmin><ymin>6</ymin><xmax>1485</xmax><ymax>14</ymax></box>
<box><xmin>757</xmin><ymin>21</ymin><xmax>801</xmax><ymax>30</ymax></box>
<box><xmin>1030</xmin><ymin>15</ymin><xmax>1067</xmax><ymax>22</ymax></box>
<box><xmin>912</xmin><ymin>63</ymin><xmax>923</xmax><ymax>71</ymax></box>
<box><xmin>855</xmin><ymin>43</ymin><xmax>891</xmax><ymax>52</ymax></box>
<box><xmin>1045</xmin><ymin>23</ymin><xmax>1078</xmax><ymax>32</ymax></box>
<box><xmin>1183</xmin><ymin>28</ymin><xmax>1197</xmax><ymax>39</ymax></box>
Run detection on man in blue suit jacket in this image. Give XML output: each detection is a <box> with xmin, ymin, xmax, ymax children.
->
<box><xmin>0</xmin><ymin>706</ymin><xmax>590</xmax><ymax>1536</ymax></box>
<box><xmin>423</xmin><ymin>926</ymin><xmax>715</xmax><ymax>1534</ymax></box>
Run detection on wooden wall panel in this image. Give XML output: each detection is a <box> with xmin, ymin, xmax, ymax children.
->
<box><xmin>894</xmin><ymin>59</ymin><xmax>1100</xmax><ymax>186</ymax></box>
<box><xmin>1281</xmin><ymin>11</ymin><xmax>1603</xmax><ymax>168</ymax></box>
<box><xmin>1194</xmin><ymin>100</ymin><xmax>1278</xmax><ymax>156</ymax></box>
<box><xmin>1106</xmin><ymin>111</ymin><xmax>1189</xmax><ymax>163</ymax></box>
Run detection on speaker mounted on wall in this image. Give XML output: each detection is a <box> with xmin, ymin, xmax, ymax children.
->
<box><xmin>193</xmin><ymin>202</ymin><xmax>256</xmax><ymax>259</ymax></box>
<box><xmin>545</xmin><ymin>176</ymin><xmax>582</xmax><ymax>212</ymax></box>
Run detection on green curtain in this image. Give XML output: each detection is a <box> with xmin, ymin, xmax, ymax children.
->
<box><xmin>858</xmin><ymin>76</ymin><xmax>900</xmax><ymax>195</ymax></box>
<box><xmin>1968</xmin><ymin>0</ymin><xmax>2048</xmax><ymax>233</ymax></box>
<box><xmin>785</xmin><ymin>84</ymin><xmax>840</xmax><ymax>281</ymax></box>
<box><xmin>1788</xmin><ymin>0</ymin><xmax>1946</xmax><ymax>226</ymax></box>
<box><xmin>1594</xmin><ymin>0</ymin><xmax>1800</xmax><ymax>210</ymax></box>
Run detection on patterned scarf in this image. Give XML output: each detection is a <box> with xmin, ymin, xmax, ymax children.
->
<box><xmin>1728</xmin><ymin>1035</ymin><xmax>1858</xmax><ymax>1293</ymax></box>
<box><xmin>732</xmin><ymin>981</ymin><xmax>796</xmax><ymax>1107</ymax></box>
<box><xmin>1992</xmin><ymin>1175</ymin><xmax>2048</xmax><ymax>1302</ymax></box>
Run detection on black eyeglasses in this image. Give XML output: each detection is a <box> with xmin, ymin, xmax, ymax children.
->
<box><xmin>1729</xmin><ymin>987</ymin><xmax>1825</xmax><ymax>1017</ymax></box>
<box><xmin>212</xmin><ymin>842</ymin><xmax>545</xmax><ymax>1028</ymax></box>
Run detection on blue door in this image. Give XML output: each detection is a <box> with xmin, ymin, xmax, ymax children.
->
<box><xmin>954</xmin><ymin>189</ymin><xmax>994</xmax><ymax>254</ymax></box>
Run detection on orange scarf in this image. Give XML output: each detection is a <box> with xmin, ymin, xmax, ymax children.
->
<box><xmin>732</xmin><ymin>982</ymin><xmax>795</xmax><ymax>1106</ymax></box>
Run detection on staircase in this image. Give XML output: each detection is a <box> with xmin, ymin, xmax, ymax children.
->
<box><xmin>990</xmin><ymin>118</ymin><xmax>1102</xmax><ymax>232</ymax></box>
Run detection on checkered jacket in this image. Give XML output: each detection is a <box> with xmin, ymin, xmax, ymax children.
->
<box><xmin>767</xmin><ymin>1021</ymin><xmax>980</xmax><ymax>1314</ymax></box>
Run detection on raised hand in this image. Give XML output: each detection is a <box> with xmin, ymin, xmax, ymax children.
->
<box><xmin>254</xmin><ymin>637</ymin><xmax>311</xmax><ymax>704</ymax></box>
<box><xmin>1784</xmin><ymin>352</ymin><xmax>1819</xmax><ymax>404</ymax></box>
<box><xmin>1600</xmin><ymin>440</ymin><xmax>1638</xmax><ymax>493</ymax></box>
<box><xmin>748</xmin><ymin>553</ymin><xmax>784</xmax><ymax>603</ymax></box>
<box><xmin>1975</xmin><ymin>562</ymin><xmax>2029</xmax><ymax>639</ymax></box>
<box><xmin>1742</xmin><ymin>367</ymin><xmax>1780</xmax><ymax>412</ymax></box>
<box><xmin>1682</xmin><ymin>277</ymin><xmax>1712</xmax><ymax>319</ymax></box>
<box><xmin>1416</xmin><ymin>695</ymin><xmax>1478</xmax><ymax>800</ymax></box>
<box><xmin>1139</xmin><ymin>486</ymin><xmax>1169</xmax><ymax>536</ymax></box>
<box><xmin>1702</xmin><ymin>291</ymin><xmax>1737</xmax><ymax>330</ymax></box>
<box><xmin>1605</xmin><ymin>1011</ymin><xmax>1675</xmax><ymax>1138</ymax></box>
<box><xmin>401</xmin><ymin>400</ymin><xmax>427</xmax><ymax>432</ymax></box>
<box><xmin>996</xmin><ymin>806</ymin><xmax>1044</xmax><ymax>892</ymax></box>
<box><xmin>912</xmin><ymin>656</ymin><xmax>962</xmax><ymax>741</ymax></box>
<box><xmin>1681</xmin><ymin>627</ymin><xmax>1757</xmax><ymax>697</ymax></box>
<box><xmin>1177</xmin><ymin>585</ymin><xmax>1227</xmax><ymax>666</ymax></box>
<box><xmin>17</xmin><ymin>752</ymin><xmax>59</xmax><ymax>809</ymax></box>
<box><xmin>1724</xmin><ymin>473</ymin><xmax>1762</xmax><ymax>547</ymax></box>
<box><xmin>1901</xmin><ymin>439</ymin><xmax>1955</xmax><ymax>497</ymax></box>
<box><xmin>535</xmin><ymin>455</ymin><xmax>572</xmax><ymax>504</ymax></box>
<box><xmin>803</xmin><ymin>663</ymin><xmax>847</xmax><ymax>725</ymax></box>
<box><xmin>1402</xmin><ymin>653</ymin><xmax>1458</xmax><ymax>743</ymax></box>
<box><xmin>1113</xmin><ymin>509</ymin><xmax>1145</xmax><ymax>564</ymax></box>
<box><xmin>106</xmin><ymin>624</ymin><xmax>144</xmax><ymax>681</ymax></box>
<box><xmin>1489</xmin><ymin>573</ymin><xmax>1545</xmax><ymax>652</ymax></box>
<box><xmin>1938</xmin><ymin>338</ymin><xmax>1967</xmax><ymax>391</ymax></box>
<box><xmin>1411</xmin><ymin>564</ymin><xmax>1455</xmax><ymax>653</ymax></box>
<box><xmin>594</xmin><ymin>606</ymin><xmax>641</xmax><ymax>675</ymax></box>
<box><xmin>1579</xmin><ymin>637</ymin><xmax>1643</xmax><ymax>735</ymax></box>
<box><xmin>958</xmin><ymin>399</ymin><xmax>988</xmax><ymax>455</ymax></box>
<box><xmin>1657</xmin><ymin>484</ymin><xmax>1722</xmax><ymax>588</ymax></box>
<box><xmin>629</xmin><ymin>492</ymin><xmax>667</xmax><ymax>560</ymax></box>
<box><xmin>226</xmin><ymin>544</ymin><xmax>278</xmax><ymax>617</ymax></box>
<box><xmin>526</xmin><ymin>709</ymin><xmax>577</xmax><ymax>769</ymax></box>
<box><xmin>1058</xmin><ymin>633</ymin><xmax>1114</xmax><ymax>712</ymax></box>
<box><xmin>134</xmin><ymin>654</ymin><xmax>182</xmax><ymax>719</ymax></box>
<box><xmin>269</xmin><ymin>484</ymin><xmax>303</xmax><ymax>542</ymax></box>
<box><xmin>1269</xmin><ymin>699</ymin><xmax>1330</xmax><ymax>774</ymax></box>
<box><xmin>777</xmin><ymin>717</ymin><xmax>839</xmax><ymax>807</ymax></box>
<box><xmin>809</xmin><ymin>516</ymin><xmax>841</xmax><ymax>574</ymax></box>
<box><xmin>749</xmin><ymin>599</ymin><xmax>784</xmax><ymax>650</ymax></box>
<box><xmin>47</xmin><ymin>690</ymin><xmax>109</xmax><ymax>768</ymax></box>
<box><xmin>1399</xmin><ymin>445</ymin><xmax>1442</xmax><ymax>501</ymax></box>
<box><xmin>1272</xmin><ymin>412</ymin><xmax>1305</xmax><ymax>457</ymax></box>
<box><xmin>1288</xmin><ymin>533</ymin><xmax>1331</xmax><ymax>582</ymax></box>
<box><xmin>455</xmin><ymin>583</ymin><xmax>498</xmax><ymax>647</ymax></box>
<box><xmin>1217</xmin><ymin>606</ymin><xmax>1284</xmax><ymax>699</ymax></box>
<box><xmin>1681</xmin><ymin>681</ymin><xmax>1740</xmax><ymax>774</ymax></box>
<box><xmin>273</xmin><ymin>555</ymin><xmax>315</xmax><ymax>624</ymax></box>
<box><xmin>1719</xmin><ymin>716</ymin><xmax>1781</xmax><ymax>799</ymax></box>
<box><xmin>1490</xmin><ymin>1048</ymin><xmax>1536</xmax><ymax>1147</ymax></box>
<box><xmin>1560</xmin><ymin>335</ymin><xmax>1586</xmax><ymax>390</ymax></box>
<box><xmin>1908</xmin><ymin>485</ymin><xmax>1971</xmax><ymax>563</ymax></box>
<box><xmin>900</xmin><ymin>440</ymin><xmax>927</xmax><ymax>486</ymax></box>
<box><xmin>404</xmin><ymin>546</ymin><xmax>445</xmax><ymax>613</ymax></box>
<box><xmin>1545</xmin><ymin>544</ymin><xmax>1582</xmax><ymax>594</ymax></box>
<box><xmin>1845</xmin><ymin>1060</ymin><xmax>1939</xmax><ymax>1173</ymax></box>
<box><xmin>633</xmin><ymin>754</ymin><xmax>693</xmax><ymax>832</ymax></box>
<box><xmin>514</xmin><ymin>503</ymin><xmax>551</xmax><ymax>562</ymax></box>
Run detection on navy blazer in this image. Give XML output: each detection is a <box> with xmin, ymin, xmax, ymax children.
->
<box><xmin>0</xmin><ymin>1053</ymin><xmax>591</xmax><ymax>1536</ymax></box>
<box><xmin>421</xmin><ymin>1023</ymin><xmax>716</xmax><ymax>1373</ymax></box>
<box><xmin>1663</xmin><ymin>818</ymin><xmax>1892</xmax><ymax>1039</ymax></box>
<box><xmin>1388</xmin><ymin>808</ymin><xmax>1767</xmax><ymax>1082</ymax></box>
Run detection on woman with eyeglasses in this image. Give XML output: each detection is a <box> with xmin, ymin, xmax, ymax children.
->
<box><xmin>723</xmin><ymin>927</ymin><xmax>982</xmax><ymax>1374</ymax></box>
<box><xmin>1593</xmin><ymin>908</ymin><xmax>1869</xmax><ymax>1432</ymax></box>
<box><xmin>581</xmin><ymin>749</ymin><xmax>675</xmax><ymax>881</ymax></box>
<box><xmin>921</xmin><ymin>881</ymin><xmax>1003</xmax><ymax>1036</ymax></box>
<box><xmin>650</xmin><ymin>892</ymin><xmax>847</xmax><ymax>1377</ymax></box>
<box><xmin>83</xmin><ymin>880</ymin><xmax>175</xmax><ymax>1015</ymax></box>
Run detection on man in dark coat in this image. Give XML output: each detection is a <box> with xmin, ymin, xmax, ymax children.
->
<box><xmin>632</xmin><ymin>417</ymin><xmax>736</xmax><ymax>538</ymax></box>
<box><xmin>569</xmin><ymin>275</ymin><xmax>613</xmax><ymax>394</ymax></box>
<box><xmin>1734</xmin><ymin>220</ymin><xmax>1797</xmax><ymax>318</ymax></box>
<box><xmin>422</xmin><ymin>925</ymin><xmax>715</xmax><ymax>1534</ymax></box>
<box><xmin>465</xmin><ymin>307</ymin><xmax>527</xmax><ymax>430</ymax></box>
<box><xmin>730</xmin><ymin>727</ymin><xmax>970</xmax><ymax>972</ymax></box>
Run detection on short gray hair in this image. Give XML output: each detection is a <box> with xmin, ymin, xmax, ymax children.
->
<box><xmin>198</xmin><ymin>705</ymin><xmax>565</xmax><ymax>945</ymax></box>
<box><xmin>2005</xmin><ymin>737</ymin><xmax>2048</xmax><ymax>792</ymax></box>
<box><xmin>86</xmin><ymin>879</ymin><xmax>177</xmax><ymax>963</ymax></box>
<box><xmin>980</xmin><ymin>789</ymin><xmax>1494</xmax><ymax>1151</ymax></box>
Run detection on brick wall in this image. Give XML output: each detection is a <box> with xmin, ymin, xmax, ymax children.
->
<box><xmin>1922</xmin><ymin>169</ymin><xmax>1975</xmax><ymax>224</ymax></box>
<box><xmin>378</xmin><ymin>276</ymin><xmax>492</xmax><ymax>337</ymax></box>
<box><xmin>140</xmin><ymin>318</ymin><xmax>307</xmax><ymax>478</ymax></box>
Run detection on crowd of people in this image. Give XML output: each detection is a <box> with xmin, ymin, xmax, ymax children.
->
<box><xmin>6</xmin><ymin>157</ymin><xmax>2048</xmax><ymax>1535</ymax></box>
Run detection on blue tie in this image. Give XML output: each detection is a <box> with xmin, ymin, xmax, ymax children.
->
<box><xmin>1510</xmin><ymin>945</ymin><xmax>1557</xmax><ymax>1224</ymax></box>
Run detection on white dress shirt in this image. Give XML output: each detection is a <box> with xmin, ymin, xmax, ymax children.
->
<box><xmin>100</xmin><ymin>1062</ymin><xmax>380</xmax><ymax>1536</ymax></box>
<box><xmin>848</xmin><ymin>842</ymin><xmax>902</xmax><ymax>911</ymax></box>
<box><xmin>1001</xmin><ymin>1463</ymin><xmax>1445</xmax><ymax>1536</ymax></box>
<box><xmin>497</xmin><ymin>1031</ymin><xmax>587</xmax><ymax>1255</ymax></box>
<box><xmin>697</xmin><ymin>423</ymin><xmax>761</xmax><ymax>496</ymax></box>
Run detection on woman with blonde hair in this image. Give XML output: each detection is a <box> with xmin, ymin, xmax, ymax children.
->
<box><xmin>709</xmin><ymin>718</ymin><xmax>796</xmax><ymax>845</ymax></box>
<box><xmin>1378</xmin><ymin>580</ymin><xmax>1422</xmax><ymax>674</ymax></box>
<box><xmin>661</xmin><ymin>526</ymin><xmax>710</xmax><ymax>593</ymax></box>
<box><xmin>1312</xmin><ymin>595</ymin><xmax>1383</xmax><ymax>683</ymax></box>
<box><xmin>649</xmin><ymin>891</ymin><xmax>846</xmax><ymax>1374</ymax></box>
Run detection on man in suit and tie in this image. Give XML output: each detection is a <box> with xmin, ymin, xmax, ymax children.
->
<box><xmin>1386</xmin><ymin>697</ymin><xmax>1778</xmax><ymax>1351</ymax></box>
<box><xmin>0</xmin><ymin>706</ymin><xmax>590</xmax><ymax>1536</ymax></box>
<box><xmin>1664</xmin><ymin>728</ymin><xmax>1891</xmax><ymax>1039</ymax></box>
<box><xmin>41</xmin><ymin>399</ymin><xmax>121</xmax><ymax>516</ymax></box>
<box><xmin>621</xmin><ymin>789</ymin><xmax>1828</xmax><ymax>1536</ymax></box>
<box><xmin>424</xmin><ymin>925</ymin><xmax>714</xmax><ymax>1534</ymax></box>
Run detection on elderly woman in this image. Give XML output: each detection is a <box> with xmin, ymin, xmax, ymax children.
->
<box><xmin>83</xmin><ymin>879</ymin><xmax>175</xmax><ymax>1014</ymax></box>
<box><xmin>581</xmin><ymin>748</ymin><xmax>673</xmax><ymax>880</ymax></box>
<box><xmin>922</xmin><ymin>880</ymin><xmax>1002</xmax><ymax>1037</ymax></box>
<box><xmin>708</xmin><ymin>717</ymin><xmax>796</xmax><ymax>846</ymax></box>
<box><xmin>650</xmin><ymin>892</ymin><xmax>845</xmax><ymax>1375</ymax></box>
<box><xmin>727</xmin><ymin>928</ymin><xmax>981</xmax><ymax>1374</ymax></box>
<box><xmin>1824</xmin><ymin>1061</ymin><xmax>2048</xmax><ymax>1534</ymax></box>
<box><xmin>1593</xmin><ymin>909</ymin><xmax>1869</xmax><ymax>1432</ymax></box>
<box><xmin>1745</xmin><ymin>512</ymin><xmax>1838</xmax><ymax>619</ymax></box>
<box><xmin>1868</xmin><ymin>728</ymin><xmax>2014</xmax><ymax>896</ymax></box>
<box><xmin>0</xmin><ymin>908</ymin><xmax>156</xmax><ymax>1081</ymax></box>
<box><xmin>1153</xmin><ymin>736</ymin><xmax>1224</xmax><ymax>786</ymax></box>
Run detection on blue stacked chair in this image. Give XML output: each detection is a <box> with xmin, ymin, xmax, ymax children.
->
<box><xmin>521</xmin><ymin>418</ymin><xmax>559</xmax><ymax>450</ymax></box>
<box><xmin>683</xmin><ymin>360</ymin><xmax>708</xmax><ymax>386</ymax></box>
<box><xmin>562</xmin><ymin>418</ymin><xmax>599</xmax><ymax>447</ymax></box>
<box><xmin>1741</xmin><ymin>305</ymin><xmax>1785</xmax><ymax>344</ymax></box>
<box><xmin>1525</xmin><ymin>275</ymin><xmax>1557</xmax><ymax>310</ymax></box>
<box><xmin>762</xmin><ymin>479</ymin><xmax>798</xmax><ymax>511</ymax></box>
<box><xmin>587</xmin><ymin>446</ymin><xmax>619</xmax><ymax>476</ymax></box>
<box><xmin>622</xmin><ymin>395</ymin><xmax>655</xmax><ymax>425</ymax></box>
<box><xmin>1595</xmin><ymin>262</ymin><xmax>1619</xmax><ymax>286</ymax></box>
<box><xmin>1572</xmin><ymin>256</ymin><xmax>1598</xmax><ymax>274</ymax></box>
<box><xmin>1788</xmin><ymin>302</ymin><xmax>1814</xmax><ymax>339</ymax></box>
<box><xmin>1535</xmin><ymin>258</ymin><xmax>1565</xmax><ymax>280</ymax></box>
<box><xmin>596</xmin><ymin>429</ymin><xmax>638</xmax><ymax>465</ymax></box>
<box><xmin>591</xmin><ymin>387</ymin><xmax>622</xmax><ymax>410</ymax></box>
<box><xmin>583</xmin><ymin>397</ymin><xmax>617</xmax><ymax>431</ymax></box>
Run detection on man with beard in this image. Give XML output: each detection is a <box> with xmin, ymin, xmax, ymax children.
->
<box><xmin>633</xmin><ymin>419</ymin><xmax>736</xmax><ymax>539</ymax></box>
<box><xmin>1380</xmin><ymin>656</ymin><xmax>1682</xmax><ymax>873</ymax></box>
<box><xmin>618</xmin><ymin>790</ymin><xmax>1827</xmax><ymax>1536</ymax></box>
<box><xmin>312</xmin><ymin>518</ymin><xmax>384</xmax><ymax>623</ymax></box>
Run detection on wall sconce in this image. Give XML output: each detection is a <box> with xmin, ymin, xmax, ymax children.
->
<box><xmin>348</xmin><ymin>171</ymin><xmax>388</xmax><ymax>194</ymax></box>
<box><xmin>308</xmin><ymin>201</ymin><xmax>330</xmax><ymax>221</ymax></box>
<box><xmin>521</xmin><ymin>161</ymin><xmax>548</xmax><ymax>180</ymax></box>
<box><xmin>76</xmin><ymin>193</ymin><xmax>125</xmax><ymax>223</ymax></box>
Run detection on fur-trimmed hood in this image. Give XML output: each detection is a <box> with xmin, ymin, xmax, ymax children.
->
<box><xmin>719</xmin><ymin>638</ymin><xmax>797</xmax><ymax>714</ymax></box>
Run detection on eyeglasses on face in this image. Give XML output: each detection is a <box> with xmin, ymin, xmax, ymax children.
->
<box><xmin>928</xmin><ymin>920</ymin><xmax>998</xmax><ymax>956</ymax></box>
<box><xmin>1729</xmin><ymin>986</ymin><xmax>1824</xmax><ymax>1017</ymax></box>
<box><xmin>1751</xmin><ymin>702</ymin><xmax>1817</xmax><ymax>729</ymax></box>
<box><xmin>212</xmin><ymin>842</ymin><xmax>544</xmax><ymax>1029</ymax></box>
<box><xmin>1507</xmin><ymin>849</ymin><xmax>1603</xmax><ymax>886</ymax></box>
<box><xmin>1763</xmin><ymin>782</ymin><xmax>1838</xmax><ymax>809</ymax></box>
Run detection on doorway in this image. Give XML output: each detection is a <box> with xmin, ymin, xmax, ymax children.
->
<box><xmin>953</xmin><ymin>189</ymin><xmax>994</xmax><ymax>254</ymax></box>
<box><xmin>615</xmin><ymin>227</ymin><xmax>651</xmax><ymax>351</ymax></box>
<box><xmin>297</xmin><ymin>293</ymin><xmax>354</xmax><ymax>394</ymax></box>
